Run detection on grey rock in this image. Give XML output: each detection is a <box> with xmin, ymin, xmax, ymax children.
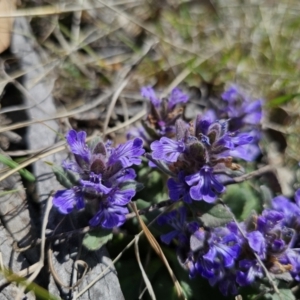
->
<box><xmin>10</xmin><ymin>17</ymin><xmax>124</xmax><ymax>300</ymax></box>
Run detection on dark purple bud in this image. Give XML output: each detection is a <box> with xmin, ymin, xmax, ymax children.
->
<box><xmin>90</xmin><ymin>158</ymin><xmax>106</xmax><ymax>174</ymax></box>
<box><xmin>92</xmin><ymin>141</ymin><xmax>107</xmax><ymax>155</ymax></box>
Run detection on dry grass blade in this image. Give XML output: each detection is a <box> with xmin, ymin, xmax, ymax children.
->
<box><xmin>75</xmin><ymin>200</ymin><xmax>175</xmax><ymax>298</ymax></box>
<box><xmin>0</xmin><ymin>90</ymin><xmax>112</xmax><ymax>133</ymax></box>
<box><xmin>16</xmin><ymin>193</ymin><xmax>53</xmax><ymax>300</ymax></box>
<box><xmin>0</xmin><ymin>0</ymin><xmax>16</xmax><ymax>53</ymax></box>
<box><xmin>0</xmin><ymin>107</ymin><xmax>146</xmax><ymax>184</ymax></box>
<box><xmin>0</xmin><ymin>1</ymin><xmax>139</xmax><ymax>18</ymax></box>
<box><xmin>130</xmin><ymin>202</ymin><xmax>186</xmax><ymax>300</ymax></box>
<box><xmin>48</xmin><ymin>246</ymin><xmax>88</xmax><ymax>290</ymax></box>
<box><xmin>103</xmin><ymin>79</ymin><xmax>129</xmax><ymax>135</ymax></box>
<box><xmin>134</xmin><ymin>236</ymin><xmax>156</xmax><ymax>300</ymax></box>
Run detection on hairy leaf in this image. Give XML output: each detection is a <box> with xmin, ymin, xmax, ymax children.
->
<box><xmin>199</xmin><ymin>203</ymin><xmax>232</xmax><ymax>227</ymax></box>
<box><xmin>265</xmin><ymin>288</ymin><xmax>295</xmax><ymax>300</ymax></box>
<box><xmin>46</xmin><ymin>162</ymin><xmax>77</xmax><ymax>189</ymax></box>
<box><xmin>83</xmin><ymin>229</ymin><xmax>113</xmax><ymax>251</ymax></box>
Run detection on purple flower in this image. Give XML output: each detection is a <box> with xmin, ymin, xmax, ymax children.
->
<box><xmin>247</xmin><ymin>231</ymin><xmax>266</xmax><ymax>259</ymax></box>
<box><xmin>151</xmin><ymin>137</ymin><xmax>185</xmax><ymax>162</ymax></box>
<box><xmin>271</xmin><ymin>194</ymin><xmax>300</xmax><ymax>227</ymax></box>
<box><xmin>221</xmin><ymin>85</ymin><xmax>263</xmax><ymax>129</ymax></box>
<box><xmin>53</xmin><ymin>130</ymin><xmax>144</xmax><ymax>229</ymax></box>
<box><xmin>257</xmin><ymin>210</ymin><xmax>284</xmax><ymax>233</ymax></box>
<box><xmin>279</xmin><ymin>250</ymin><xmax>300</xmax><ymax>281</ymax></box>
<box><xmin>168</xmin><ymin>88</ymin><xmax>189</xmax><ymax>109</ymax></box>
<box><xmin>89</xmin><ymin>203</ymin><xmax>129</xmax><ymax>228</ymax></box>
<box><xmin>66</xmin><ymin>130</ymin><xmax>90</xmax><ymax>163</ymax></box>
<box><xmin>157</xmin><ymin>207</ymin><xmax>188</xmax><ymax>245</ymax></box>
<box><xmin>108</xmin><ymin>138</ymin><xmax>145</xmax><ymax>167</ymax></box>
<box><xmin>221</xmin><ymin>85</ymin><xmax>240</xmax><ymax>104</ymax></box>
<box><xmin>185</xmin><ymin>166</ymin><xmax>226</xmax><ymax>203</ymax></box>
<box><xmin>80</xmin><ymin>173</ymin><xmax>112</xmax><ymax>194</ymax></box>
<box><xmin>167</xmin><ymin>172</ymin><xmax>192</xmax><ymax>203</ymax></box>
<box><xmin>203</xmin><ymin>227</ymin><xmax>240</xmax><ymax>268</ymax></box>
<box><xmin>107</xmin><ymin>187</ymin><xmax>135</xmax><ymax>206</ymax></box>
<box><xmin>243</xmin><ymin>100</ymin><xmax>263</xmax><ymax>124</ymax></box>
<box><xmin>196</xmin><ymin>258</ymin><xmax>223</xmax><ymax>281</ymax></box>
<box><xmin>220</xmin><ymin>143</ymin><xmax>261</xmax><ymax>162</ymax></box>
<box><xmin>133</xmin><ymin>86</ymin><xmax>190</xmax><ymax>145</ymax></box>
<box><xmin>141</xmin><ymin>86</ymin><xmax>160</xmax><ymax>107</ymax></box>
<box><xmin>53</xmin><ymin>187</ymin><xmax>84</xmax><ymax>214</ymax></box>
<box><xmin>236</xmin><ymin>259</ymin><xmax>264</xmax><ymax>286</ymax></box>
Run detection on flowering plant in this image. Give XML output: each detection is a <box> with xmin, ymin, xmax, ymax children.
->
<box><xmin>50</xmin><ymin>84</ymin><xmax>300</xmax><ymax>299</ymax></box>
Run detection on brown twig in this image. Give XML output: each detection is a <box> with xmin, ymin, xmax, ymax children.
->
<box><xmin>229</xmin><ymin>165</ymin><xmax>275</xmax><ymax>184</ymax></box>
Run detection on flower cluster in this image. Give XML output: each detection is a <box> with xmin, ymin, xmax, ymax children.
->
<box><xmin>52</xmin><ymin>130</ymin><xmax>144</xmax><ymax>228</ymax></box>
<box><xmin>221</xmin><ymin>85</ymin><xmax>263</xmax><ymax>131</ymax></box>
<box><xmin>150</xmin><ymin>115</ymin><xmax>258</xmax><ymax>204</ymax></box>
<box><xmin>51</xmin><ymin>84</ymin><xmax>267</xmax><ymax>297</ymax></box>
<box><xmin>158</xmin><ymin>189</ymin><xmax>300</xmax><ymax>296</ymax></box>
<box><xmin>146</xmin><ymin>85</ymin><xmax>263</xmax><ymax>205</ymax></box>
<box><xmin>127</xmin><ymin>86</ymin><xmax>189</xmax><ymax>146</ymax></box>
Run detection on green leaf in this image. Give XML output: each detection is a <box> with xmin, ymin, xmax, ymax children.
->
<box><xmin>0</xmin><ymin>154</ymin><xmax>35</xmax><ymax>182</ymax></box>
<box><xmin>199</xmin><ymin>203</ymin><xmax>232</xmax><ymax>227</ymax></box>
<box><xmin>120</xmin><ymin>180</ymin><xmax>144</xmax><ymax>192</ymax></box>
<box><xmin>45</xmin><ymin>161</ymin><xmax>77</xmax><ymax>188</ymax></box>
<box><xmin>83</xmin><ymin>229</ymin><xmax>113</xmax><ymax>251</ymax></box>
<box><xmin>272</xmin><ymin>272</ymin><xmax>293</xmax><ymax>282</ymax></box>
<box><xmin>265</xmin><ymin>288</ymin><xmax>295</xmax><ymax>300</ymax></box>
<box><xmin>223</xmin><ymin>182</ymin><xmax>259</xmax><ymax>220</ymax></box>
<box><xmin>136</xmin><ymin>199</ymin><xmax>151</xmax><ymax>210</ymax></box>
<box><xmin>268</xmin><ymin>93</ymin><xmax>300</xmax><ymax>108</ymax></box>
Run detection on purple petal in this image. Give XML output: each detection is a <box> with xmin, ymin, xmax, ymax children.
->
<box><xmin>236</xmin><ymin>271</ymin><xmax>252</xmax><ymax>286</ymax></box>
<box><xmin>186</xmin><ymin>167</ymin><xmax>225</xmax><ymax>203</ymax></box>
<box><xmin>151</xmin><ymin>137</ymin><xmax>185</xmax><ymax>162</ymax></box>
<box><xmin>203</xmin><ymin>246</ymin><xmax>217</xmax><ymax>263</ymax></box>
<box><xmin>157</xmin><ymin>210</ymin><xmax>177</xmax><ymax>226</ymax></box>
<box><xmin>113</xmin><ymin>168</ymin><xmax>137</xmax><ymax>183</ymax></box>
<box><xmin>53</xmin><ymin>188</ymin><xmax>84</xmax><ymax>214</ymax></box>
<box><xmin>167</xmin><ymin>173</ymin><xmax>192</xmax><ymax>203</ymax></box>
<box><xmin>160</xmin><ymin>230</ymin><xmax>179</xmax><ymax>245</ymax></box>
<box><xmin>295</xmin><ymin>189</ymin><xmax>300</xmax><ymax>207</ymax></box>
<box><xmin>196</xmin><ymin>258</ymin><xmax>217</xmax><ymax>279</ymax></box>
<box><xmin>168</xmin><ymin>88</ymin><xmax>189</xmax><ymax>109</ymax></box>
<box><xmin>221</xmin><ymin>86</ymin><xmax>240</xmax><ymax>103</ymax></box>
<box><xmin>222</xmin><ymin>143</ymin><xmax>261</xmax><ymax>161</ymax></box>
<box><xmin>231</xmin><ymin>132</ymin><xmax>254</xmax><ymax>146</ymax></box>
<box><xmin>247</xmin><ymin>231</ymin><xmax>266</xmax><ymax>259</ymax></box>
<box><xmin>108</xmin><ymin>138</ymin><xmax>144</xmax><ymax>167</ymax></box>
<box><xmin>66</xmin><ymin>130</ymin><xmax>90</xmax><ymax>162</ymax></box>
<box><xmin>89</xmin><ymin>204</ymin><xmax>128</xmax><ymax>228</ymax></box>
<box><xmin>141</xmin><ymin>86</ymin><xmax>160</xmax><ymax>107</ymax></box>
<box><xmin>272</xmin><ymin>195</ymin><xmax>300</xmax><ymax>224</ymax></box>
<box><xmin>109</xmin><ymin>188</ymin><xmax>135</xmax><ymax>205</ymax></box>
<box><xmin>80</xmin><ymin>173</ymin><xmax>111</xmax><ymax>194</ymax></box>
<box><xmin>185</xmin><ymin>172</ymin><xmax>200</xmax><ymax>186</ymax></box>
